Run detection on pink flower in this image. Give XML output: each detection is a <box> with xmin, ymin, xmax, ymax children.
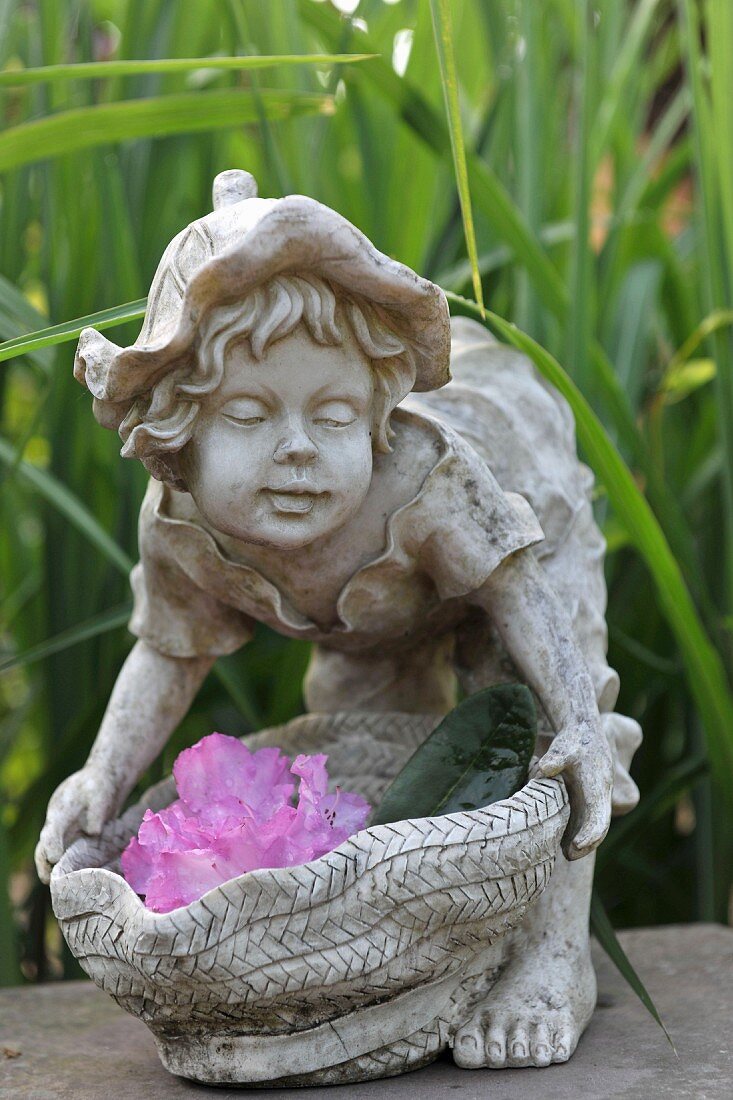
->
<box><xmin>121</xmin><ymin>733</ymin><xmax>370</xmax><ymax>913</ymax></box>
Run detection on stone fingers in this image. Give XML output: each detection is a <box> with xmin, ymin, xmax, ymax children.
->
<box><xmin>35</xmin><ymin>768</ymin><xmax>116</xmax><ymax>882</ymax></box>
<box><xmin>35</xmin><ymin>801</ymin><xmax>82</xmax><ymax>882</ymax></box>
<box><xmin>564</xmin><ymin>750</ymin><xmax>613</xmax><ymax>859</ymax></box>
<box><xmin>538</xmin><ymin>737</ymin><xmax>613</xmax><ymax>860</ymax></box>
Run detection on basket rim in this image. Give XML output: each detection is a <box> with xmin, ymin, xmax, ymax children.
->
<box><xmin>51</xmin><ymin>773</ymin><xmax>568</xmax><ymax>923</ymax></box>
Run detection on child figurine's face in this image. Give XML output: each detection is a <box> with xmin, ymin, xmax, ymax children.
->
<box><xmin>182</xmin><ymin>327</ymin><xmax>375</xmax><ymax>549</ymax></box>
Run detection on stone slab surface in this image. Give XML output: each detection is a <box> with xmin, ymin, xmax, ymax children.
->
<box><xmin>1</xmin><ymin>924</ymin><xmax>731</xmax><ymax>1099</ymax></box>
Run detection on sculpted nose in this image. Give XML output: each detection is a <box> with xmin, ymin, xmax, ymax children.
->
<box><xmin>273</xmin><ymin>421</ymin><xmax>318</xmax><ymax>465</ymax></box>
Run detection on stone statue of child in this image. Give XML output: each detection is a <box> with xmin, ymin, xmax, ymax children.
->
<box><xmin>36</xmin><ymin>171</ymin><xmax>641</xmax><ymax>1069</ymax></box>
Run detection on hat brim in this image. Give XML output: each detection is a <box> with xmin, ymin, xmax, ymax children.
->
<box><xmin>76</xmin><ymin>197</ymin><xmax>451</xmax><ymax>413</ymax></box>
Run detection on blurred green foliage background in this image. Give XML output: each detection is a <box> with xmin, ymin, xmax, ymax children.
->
<box><xmin>1</xmin><ymin>0</ymin><xmax>732</xmax><ymax>985</ymax></box>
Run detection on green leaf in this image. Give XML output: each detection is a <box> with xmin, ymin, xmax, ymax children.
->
<box><xmin>435</xmin><ymin>221</ymin><xmax>577</xmax><ymax>293</ymax></box>
<box><xmin>0</xmin><ymin>89</ymin><xmax>334</xmax><ymax>173</ymax></box>
<box><xmin>429</xmin><ymin>0</ymin><xmax>484</xmax><ymax>317</ymax></box>
<box><xmin>0</xmin><ymin>603</ymin><xmax>131</xmax><ymax>675</ymax></box>
<box><xmin>444</xmin><ymin>294</ymin><xmax>733</xmax><ymax>802</ymax></box>
<box><xmin>212</xmin><ymin>661</ymin><xmax>261</xmax><ymax>731</ymax></box>
<box><xmin>371</xmin><ymin>684</ymin><xmax>535</xmax><ymax>826</ymax></box>
<box><xmin>0</xmin><ymin>299</ymin><xmax>147</xmax><ymax>365</ymax></box>
<box><xmin>300</xmin><ymin>0</ymin><xmax>565</xmax><ymax>315</ymax></box>
<box><xmin>0</xmin><ymin>53</ymin><xmax>375</xmax><ymax>87</ymax></box>
<box><xmin>300</xmin><ymin>0</ymin><xmax>711</xmax><ymax>614</ymax></box>
<box><xmin>657</xmin><ymin>309</ymin><xmax>733</xmax><ymax>404</ymax></box>
<box><xmin>566</xmin><ymin>2</ymin><xmax>594</xmax><ymax>389</ymax></box>
<box><xmin>591</xmin><ymin>893</ymin><xmax>675</xmax><ymax>1049</ymax></box>
<box><xmin>661</xmin><ymin>358</ymin><xmax>716</xmax><ymax>403</ymax></box>
<box><xmin>0</xmin><ymin>818</ymin><xmax>21</xmax><ymax>987</ymax></box>
<box><xmin>598</xmin><ymin>755</ymin><xmax>708</xmax><ymax>867</ymax></box>
<box><xmin>589</xmin><ymin>0</ymin><xmax>662</xmax><ymax>170</ymax></box>
<box><xmin>680</xmin><ymin>0</ymin><xmax>733</xmax><ymax>612</ymax></box>
<box><xmin>0</xmin><ymin>434</ymin><xmax>133</xmax><ymax>576</ymax></box>
<box><xmin>0</xmin><ymin>273</ymin><xmax>54</xmax><ymax>373</ymax></box>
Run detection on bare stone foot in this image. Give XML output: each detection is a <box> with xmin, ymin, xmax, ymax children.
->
<box><xmin>452</xmin><ymin>944</ymin><xmax>596</xmax><ymax>1069</ymax></box>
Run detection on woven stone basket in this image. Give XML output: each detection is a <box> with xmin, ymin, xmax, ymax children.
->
<box><xmin>51</xmin><ymin>711</ymin><xmax>569</xmax><ymax>1087</ymax></box>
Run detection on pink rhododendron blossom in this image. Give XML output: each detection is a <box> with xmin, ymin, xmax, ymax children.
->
<box><xmin>121</xmin><ymin>733</ymin><xmax>370</xmax><ymax>913</ymax></box>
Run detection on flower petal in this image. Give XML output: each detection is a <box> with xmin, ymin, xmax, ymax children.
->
<box><xmin>174</xmin><ymin>733</ymin><xmax>295</xmax><ymax>821</ymax></box>
<box><xmin>291</xmin><ymin>753</ymin><xmax>329</xmax><ymax>803</ymax></box>
<box><xmin>320</xmin><ymin>789</ymin><xmax>371</xmax><ymax>841</ymax></box>
<box><xmin>122</xmin><ymin>737</ymin><xmax>372</xmax><ymax>909</ymax></box>
<box><xmin>120</xmin><ymin>836</ymin><xmax>154</xmax><ymax>894</ymax></box>
<box><xmin>142</xmin><ymin>849</ymin><xmax>232</xmax><ymax>913</ymax></box>
<box><xmin>173</xmin><ymin>733</ymin><xmax>257</xmax><ymax>810</ymax></box>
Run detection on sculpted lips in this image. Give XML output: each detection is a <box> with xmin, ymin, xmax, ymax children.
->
<box><xmin>265</xmin><ymin>481</ymin><xmax>325</xmax><ymax>515</ymax></box>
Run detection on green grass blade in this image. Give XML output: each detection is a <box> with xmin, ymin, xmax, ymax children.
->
<box><xmin>0</xmin><ymin>299</ymin><xmax>147</xmax><ymax>365</ymax></box>
<box><xmin>0</xmin><ymin>89</ymin><xmax>334</xmax><ymax>172</ymax></box>
<box><xmin>300</xmin><ymin>0</ymin><xmax>710</xmax><ymax>607</ymax></box>
<box><xmin>567</xmin><ymin>1</ymin><xmax>593</xmax><ymax>387</ymax></box>
<box><xmin>0</xmin><ymin>818</ymin><xmax>21</xmax><ymax>986</ymax></box>
<box><xmin>0</xmin><ymin>434</ymin><xmax>132</xmax><ymax>575</ymax></box>
<box><xmin>0</xmin><ymin>53</ymin><xmax>374</xmax><ymax>87</ymax></box>
<box><xmin>590</xmin><ymin>893</ymin><xmax>675</xmax><ymax>1048</ymax></box>
<box><xmin>665</xmin><ymin>310</ymin><xmax>733</xmax><ymax>376</ymax></box>
<box><xmin>613</xmin><ymin>85</ymin><xmax>691</xmax><ymax>224</ymax></box>
<box><xmin>598</xmin><ymin>756</ymin><xmax>708</xmax><ymax>867</ymax></box>
<box><xmin>2</xmin><ymin>321</ymin><xmax>712</xmax><ymax>652</ymax></box>
<box><xmin>0</xmin><ymin>274</ymin><xmax>54</xmax><ymax>373</ymax></box>
<box><xmin>211</xmin><ymin>662</ymin><xmax>261</xmax><ymax>730</ymax></box>
<box><xmin>429</xmin><ymin>0</ymin><xmax>484</xmax><ymax>316</ymax></box>
<box><xmin>708</xmin><ymin>0</ymin><xmax>733</xmax><ymax>289</ymax></box>
<box><xmin>679</xmin><ymin>0</ymin><xmax>733</xmax><ymax>612</ymax></box>
<box><xmin>299</xmin><ymin>0</ymin><xmax>566</xmax><ymax>315</ymax></box>
<box><xmin>590</xmin><ymin>0</ymin><xmax>661</xmax><ymax>169</ymax></box>
<box><xmin>0</xmin><ymin>273</ymin><xmax>49</xmax><ymax>335</ymax></box>
<box><xmin>445</xmin><ymin>293</ymin><xmax>733</xmax><ymax>796</ymax></box>
<box><xmin>0</xmin><ymin>604</ymin><xmax>131</xmax><ymax>675</ymax></box>
<box><xmin>0</xmin><ymin>528</ymin><xmax>257</xmax><ymax>743</ymax></box>
<box><xmin>436</xmin><ymin>220</ymin><xmax>576</xmax><ymax>291</ymax></box>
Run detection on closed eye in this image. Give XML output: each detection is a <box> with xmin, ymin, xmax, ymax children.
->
<box><xmin>313</xmin><ymin>416</ymin><xmax>355</xmax><ymax>428</ymax></box>
<box><xmin>224</xmin><ymin>413</ymin><xmax>266</xmax><ymax>426</ymax></box>
<box><xmin>311</xmin><ymin>399</ymin><xmax>358</xmax><ymax>428</ymax></box>
<box><xmin>220</xmin><ymin>397</ymin><xmax>269</xmax><ymax>426</ymax></box>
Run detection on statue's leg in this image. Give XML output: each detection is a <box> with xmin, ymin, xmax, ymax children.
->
<box><xmin>305</xmin><ymin>638</ymin><xmax>597</xmax><ymax>1069</ymax></box>
<box><xmin>453</xmin><ymin>846</ymin><xmax>596</xmax><ymax>1068</ymax></box>
<box><xmin>453</xmin><ymin>609</ymin><xmax>638</xmax><ymax>1069</ymax></box>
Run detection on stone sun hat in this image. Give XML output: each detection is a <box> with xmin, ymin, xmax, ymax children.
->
<box><xmin>74</xmin><ymin>170</ymin><xmax>452</xmax><ymax>433</ymax></box>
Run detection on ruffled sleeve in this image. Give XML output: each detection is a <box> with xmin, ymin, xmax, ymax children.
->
<box><xmin>129</xmin><ymin>481</ymin><xmax>255</xmax><ymax>659</ymax></box>
<box><xmin>409</xmin><ymin>421</ymin><xmax>545</xmax><ymax>599</ymax></box>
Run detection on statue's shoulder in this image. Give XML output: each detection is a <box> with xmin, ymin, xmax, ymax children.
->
<box><xmin>372</xmin><ymin>402</ymin><xmax>511</xmax><ymax>529</ymax></box>
<box><xmin>369</xmin><ymin>405</ymin><xmax>449</xmax><ymax>512</ymax></box>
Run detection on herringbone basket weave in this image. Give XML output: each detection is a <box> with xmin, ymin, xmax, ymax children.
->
<box><xmin>51</xmin><ymin>712</ymin><xmax>569</xmax><ymax>1086</ymax></box>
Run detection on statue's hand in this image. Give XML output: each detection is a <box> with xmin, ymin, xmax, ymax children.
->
<box><xmin>35</xmin><ymin>766</ymin><xmax>120</xmax><ymax>884</ymax></box>
<box><xmin>536</xmin><ymin>721</ymin><xmax>614</xmax><ymax>860</ymax></box>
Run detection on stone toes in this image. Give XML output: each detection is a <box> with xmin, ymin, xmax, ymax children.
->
<box><xmin>453</xmin><ymin>1022</ymin><xmax>487</xmax><ymax>1069</ymax></box>
<box><xmin>454</xmin><ymin>1016</ymin><xmax>511</xmax><ymax>1068</ymax></box>
<box><xmin>550</xmin><ymin>1016</ymin><xmax>579</xmax><ymax>1063</ymax></box>
<box><xmin>454</xmin><ymin>1011</ymin><xmax>582</xmax><ymax>1070</ymax></box>
<box><xmin>506</xmin><ymin>1024</ymin><xmax>532</xmax><ymax>1067</ymax></box>
<box><xmin>530</xmin><ymin>1022</ymin><xmax>553</xmax><ymax>1067</ymax></box>
<box><xmin>483</xmin><ymin>1024</ymin><xmax>507</xmax><ymax>1068</ymax></box>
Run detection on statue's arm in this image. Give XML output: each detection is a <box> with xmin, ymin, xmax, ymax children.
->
<box><xmin>35</xmin><ymin>639</ymin><xmax>214</xmax><ymax>882</ymax></box>
<box><xmin>471</xmin><ymin>550</ymin><xmax>613</xmax><ymax>860</ymax></box>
